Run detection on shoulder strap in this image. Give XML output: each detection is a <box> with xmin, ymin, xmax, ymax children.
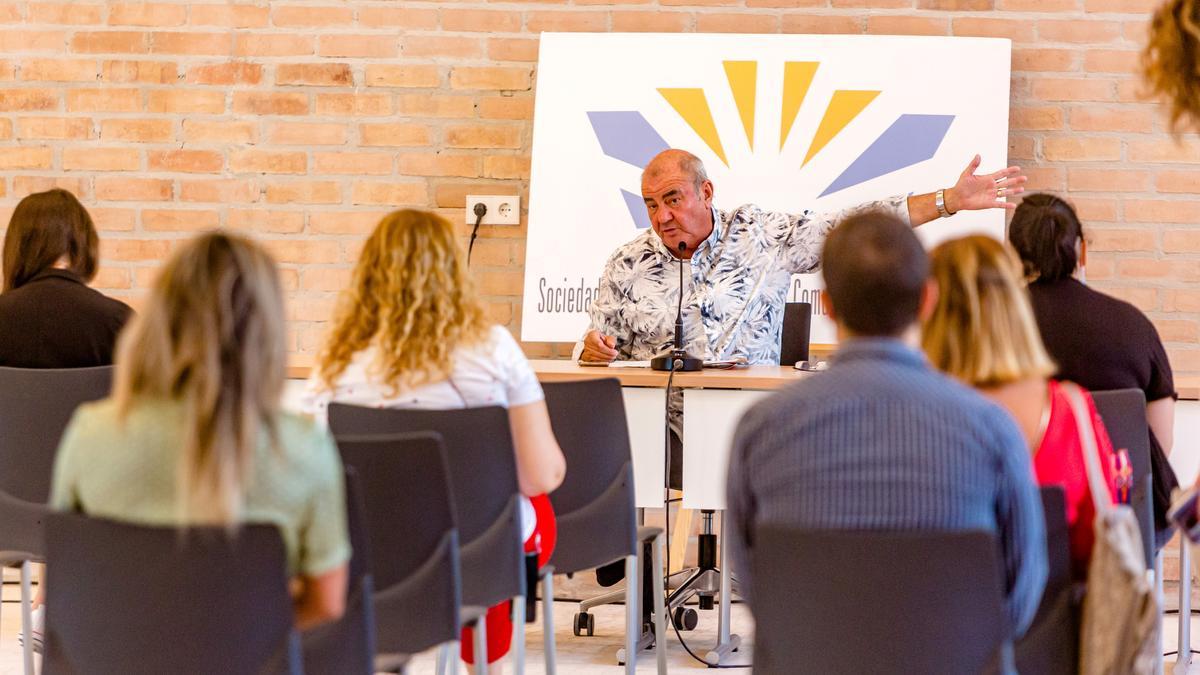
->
<box><xmin>1060</xmin><ymin>381</ymin><xmax>1111</xmax><ymax>515</ymax></box>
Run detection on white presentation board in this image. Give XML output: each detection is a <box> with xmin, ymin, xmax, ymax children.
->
<box><xmin>523</xmin><ymin>33</ymin><xmax>1012</xmax><ymax>345</ymax></box>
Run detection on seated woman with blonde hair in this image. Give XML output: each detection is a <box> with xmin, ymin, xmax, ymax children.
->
<box><xmin>303</xmin><ymin>208</ymin><xmax>566</xmax><ymax>672</ymax></box>
<box><xmin>52</xmin><ymin>232</ymin><xmax>350</xmax><ymax>630</ymax></box>
<box><xmin>922</xmin><ymin>235</ymin><xmax>1117</xmax><ymax>579</ymax></box>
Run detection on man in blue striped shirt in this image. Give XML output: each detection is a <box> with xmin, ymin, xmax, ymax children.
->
<box><xmin>726</xmin><ymin>211</ymin><xmax>1047</xmax><ymax>638</ymax></box>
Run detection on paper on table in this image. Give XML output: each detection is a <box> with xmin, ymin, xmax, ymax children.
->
<box><xmin>577</xmin><ymin>360</ymin><xmax>653</xmax><ymax>368</ymax></box>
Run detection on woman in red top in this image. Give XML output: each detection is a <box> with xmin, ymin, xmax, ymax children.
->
<box><xmin>922</xmin><ymin>235</ymin><xmax>1117</xmax><ymax>578</ymax></box>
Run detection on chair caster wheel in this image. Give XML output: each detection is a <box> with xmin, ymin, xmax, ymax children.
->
<box><xmin>573</xmin><ymin>611</ymin><xmax>595</xmax><ymax>636</ymax></box>
<box><xmin>673</xmin><ymin>607</ymin><xmax>698</xmax><ymax>630</ymax></box>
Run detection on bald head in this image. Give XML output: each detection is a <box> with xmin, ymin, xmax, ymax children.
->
<box><xmin>643</xmin><ymin>149</ymin><xmax>709</xmax><ymax>193</ymax></box>
<box><xmin>640</xmin><ymin>149</ymin><xmax>715</xmax><ymax>257</ymax></box>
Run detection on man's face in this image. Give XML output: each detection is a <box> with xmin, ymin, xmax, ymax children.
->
<box><xmin>642</xmin><ymin>167</ymin><xmax>714</xmax><ymax>256</ymax></box>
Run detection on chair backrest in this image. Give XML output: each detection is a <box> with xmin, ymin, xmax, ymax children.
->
<box><xmin>779</xmin><ymin>301</ymin><xmax>812</xmax><ymax>366</ymax></box>
<box><xmin>541</xmin><ymin>378</ymin><xmax>638</xmax><ymax>574</ymax></box>
<box><xmin>334</xmin><ymin>432</ymin><xmax>461</xmax><ymax>655</ymax></box>
<box><xmin>750</xmin><ymin>526</ymin><xmax>1009</xmax><ymax>675</ymax></box>
<box><xmin>1015</xmin><ymin>486</ymin><xmax>1079</xmax><ymax>674</ymax></box>
<box><xmin>327</xmin><ymin>403</ymin><xmax>523</xmax><ymax>609</ymax></box>
<box><xmin>43</xmin><ymin>514</ymin><xmax>300</xmax><ymax>675</ymax></box>
<box><xmin>302</xmin><ymin>467</ymin><xmax>376</xmax><ymax>675</ymax></box>
<box><xmin>1090</xmin><ymin>388</ymin><xmax>1154</xmax><ymax>567</ymax></box>
<box><xmin>0</xmin><ymin>366</ymin><xmax>113</xmax><ymax>503</ymax></box>
<box><xmin>0</xmin><ymin>489</ymin><xmax>50</xmax><ymax>564</ymax></box>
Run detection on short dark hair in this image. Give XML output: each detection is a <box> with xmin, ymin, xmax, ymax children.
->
<box><xmin>821</xmin><ymin>211</ymin><xmax>929</xmax><ymax>337</ymax></box>
<box><xmin>1007</xmin><ymin>193</ymin><xmax>1083</xmax><ymax>283</ymax></box>
<box><xmin>2</xmin><ymin>189</ymin><xmax>99</xmax><ymax>293</ymax></box>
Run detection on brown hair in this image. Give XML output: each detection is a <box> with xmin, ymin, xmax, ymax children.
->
<box><xmin>2</xmin><ymin>189</ymin><xmax>99</xmax><ymax>292</ymax></box>
<box><xmin>1007</xmin><ymin>193</ymin><xmax>1084</xmax><ymax>282</ymax></box>
<box><xmin>821</xmin><ymin>210</ymin><xmax>929</xmax><ymax>337</ymax></box>
<box><xmin>1143</xmin><ymin>0</ymin><xmax>1200</xmax><ymax>133</ymax></box>
<box><xmin>317</xmin><ymin>209</ymin><xmax>490</xmax><ymax>392</ymax></box>
<box><xmin>113</xmin><ymin>231</ymin><xmax>285</xmax><ymax>525</ymax></box>
<box><xmin>922</xmin><ymin>236</ymin><xmax>1056</xmax><ymax>388</ymax></box>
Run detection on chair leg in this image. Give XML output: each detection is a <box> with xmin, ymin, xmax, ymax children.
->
<box><xmin>624</xmin><ymin>553</ymin><xmax>638</xmax><ymax>675</ymax></box>
<box><xmin>437</xmin><ymin>641</ymin><xmax>458</xmax><ymax>675</ymax></box>
<box><xmin>21</xmin><ymin>560</ymin><xmax>34</xmax><ymax>675</ymax></box>
<box><xmin>1176</xmin><ymin>540</ymin><xmax>1192</xmax><ymax>675</ymax></box>
<box><xmin>542</xmin><ymin>574</ymin><xmax>557</xmax><ymax>675</ymax></box>
<box><xmin>473</xmin><ymin>615</ymin><xmax>489</xmax><ymax>675</ymax></box>
<box><xmin>512</xmin><ymin>595</ymin><xmax>526</xmax><ymax>675</ymax></box>
<box><xmin>650</xmin><ymin>533</ymin><xmax>668</xmax><ymax>675</ymax></box>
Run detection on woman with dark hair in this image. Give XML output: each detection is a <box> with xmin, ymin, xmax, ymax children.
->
<box><xmin>1009</xmin><ymin>193</ymin><xmax>1179</xmax><ymax>548</ymax></box>
<box><xmin>0</xmin><ymin>189</ymin><xmax>132</xmax><ymax>367</ymax></box>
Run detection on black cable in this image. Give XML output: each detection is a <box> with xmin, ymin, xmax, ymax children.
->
<box><xmin>467</xmin><ymin>202</ymin><xmax>486</xmax><ymax>264</ymax></box>
<box><xmin>661</xmin><ymin>364</ymin><xmax>750</xmax><ymax>669</ymax></box>
<box><xmin>663</xmin><ymin>365</ymin><xmax>675</xmax><ymax>600</ymax></box>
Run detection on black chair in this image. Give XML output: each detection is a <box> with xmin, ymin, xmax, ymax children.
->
<box><xmin>0</xmin><ymin>366</ymin><xmax>114</xmax><ymax>503</ymax></box>
<box><xmin>0</xmin><ymin>365</ymin><xmax>113</xmax><ymax>674</ymax></box>
<box><xmin>1090</xmin><ymin>388</ymin><xmax>1154</xmax><ymax>568</ymax></box>
<box><xmin>302</xmin><ymin>467</ymin><xmax>376</xmax><ymax>675</ymax></box>
<box><xmin>0</xmin><ymin>491</ymin><xmax>50</xmax><ymax>675</ymax></box>
<box><xmin>542</xmin><ymin>379</ymin><xmax>667</xmax><ymax>675</ymax></box>
<box><xmin>779</xmin><ymin>301</ymin><xmax>812</xmax><ymax>366</ymax></box>
<box><xmin>332</xmin><ymin>433</ymin><xmax>461</xmax><ymax>675</ymax></box>
<box><xmin>42</xmin><ymin>514</ymin><xmax>301</xmax><ymax>674</ymax></box>
<box><xmin>750</xmin><ymin>527</ymin><xmax>1009</xmax><ymax>675</ymax></box>
<box><xmin>328</xmin><ymin>404</ymin><xmax>524</xmax><ymax>674</ymax></box>
<box><xmin>1015</xmin><ymin>486</ymin><xmax>1078</xmax><ymax>675</ymax></box>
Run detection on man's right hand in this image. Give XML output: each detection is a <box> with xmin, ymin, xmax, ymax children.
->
<box><xmin>581</xmin><ymin>330</ymin><xmax>618</xmax><ymax>363</ymax></box>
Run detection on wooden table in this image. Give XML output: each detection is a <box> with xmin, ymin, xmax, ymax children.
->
<box><xmin>527</xmin><ymin>360</ymin><xmax>811</xmax><ymax>511</ymax></box>
<box><xmin>286</xmin><ymin>360</ymin><xmax>806</xmax><ymax>509</ymax></box>
<box><xmin>529</xmin><ymin>359</ymin><xmax>811</xmax><ymax>391</ymax></box>
<box><xmin>291</xmin><ymin>361</ymin><xmax>1200</xmax><ymax>399</ymax></box>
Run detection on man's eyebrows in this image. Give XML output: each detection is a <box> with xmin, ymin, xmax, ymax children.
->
<box><xmin>645</xmin><ymin>188</ymin><xmax>681</xmax><ymax>205</ymax></box>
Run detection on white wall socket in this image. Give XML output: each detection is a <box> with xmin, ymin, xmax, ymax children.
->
<box><xmin>465</xmin><ymin>195</ymin><xmax>520</xmax><ymax>226</ymax></box>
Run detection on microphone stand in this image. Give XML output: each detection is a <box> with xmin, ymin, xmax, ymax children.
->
<box><xmin>651</xmin><ymin>241</ymin><xmax>703</xmax><ymax>372</ymax></box>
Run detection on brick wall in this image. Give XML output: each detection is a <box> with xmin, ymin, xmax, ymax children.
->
<box><xmin>0</xmin><ymin>1</ymin><xmax>1197</xmax><ymax>371</ymax></box>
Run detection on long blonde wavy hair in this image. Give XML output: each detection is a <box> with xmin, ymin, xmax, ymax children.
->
<box><xmin>113</xmin><ymin>232</ymin><xmax>285</xmax><ymax>525</ymax></box>
<box><xmin>317</xmin><ymin>209</ymin><xmax>490</xmax><ymax>392</ymax></box>
<box><xmin>922</xmin><ymin>235</ymin><xmax>1056</xmax><ymax>388</ymax></box>
<box><xmin>1143</xmin><ymin>0</ymin><xmax>1200</xmax><ymax>133</ymax></box>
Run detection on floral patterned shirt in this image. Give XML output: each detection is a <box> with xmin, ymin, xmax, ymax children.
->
<box><xmin>584</xmin><ymin>196</ymin><xmax>911</xmax><ymax>364</ymax></box>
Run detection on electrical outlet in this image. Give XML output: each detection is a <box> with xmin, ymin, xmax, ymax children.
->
<box><xmin>465</xmin><ymin>195</ymin><xmax>520</xmax><ymax>226</ymax></box>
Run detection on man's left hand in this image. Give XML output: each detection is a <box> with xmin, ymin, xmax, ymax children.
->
<box><xmin>946</xmin><ymin>154</ymin><xmax>1027</xmax><ymax>212</ymax></box>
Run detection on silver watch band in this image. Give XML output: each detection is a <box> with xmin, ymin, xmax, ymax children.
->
<box><xmin>935</xmin><ymin>189</ymin><xmax>952</xmax><ymax>218</ymax></box>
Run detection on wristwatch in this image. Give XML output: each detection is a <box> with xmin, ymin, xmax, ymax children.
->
<box><xmin>935</xmin><ymin>189</ymin><xmax>954</xmax><ymax>219</ymax></box>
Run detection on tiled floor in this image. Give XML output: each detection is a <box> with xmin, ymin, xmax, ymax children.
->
<box><xmin>10</xmin><ymin>577</ymin><xmax>1200</xmax><ymax>674</ymax></box>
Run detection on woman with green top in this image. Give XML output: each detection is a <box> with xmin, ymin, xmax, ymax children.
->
<box><xmin>50</xmin><ymin>231</ymin><xmax>350</xmax><ymax>631</ymax></box>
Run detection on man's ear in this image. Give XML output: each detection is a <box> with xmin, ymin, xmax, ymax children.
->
<box><xmin>917</xmin><ymin>278</ymin><xmax>939</xmax><ymax>323</ymax></box>
<box><xmin>700</xmin><ymin>180</ymin><xmax>714</xmax><ymax>206</ymax></box>
<box><xmin>821</xmin><ymin>290</ymin><xmax>837</xmax><ymax>322</ymax></box>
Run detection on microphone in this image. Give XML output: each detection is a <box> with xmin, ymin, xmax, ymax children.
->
<box><xmin>651</xmin><ymin>241</ymin><xmax>704</xmax><ymax>372</ymax></box>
